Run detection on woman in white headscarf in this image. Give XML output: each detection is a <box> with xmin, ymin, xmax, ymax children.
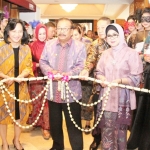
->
<box><xmin>96</xmin><ymin>23</ymin><xmax>143</xmax><ymax>150</ymax></box>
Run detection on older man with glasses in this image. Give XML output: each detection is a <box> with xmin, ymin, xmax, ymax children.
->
<box><xmin>39</xmin><ymin>17</ymin><xmax>86</xmax><ymax>150</ymax></box>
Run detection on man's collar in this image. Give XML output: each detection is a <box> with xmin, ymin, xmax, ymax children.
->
<box><xmin>56</xmin><ymin>38</ymin><xmax>72</xmax><ymax>47</ymax></box>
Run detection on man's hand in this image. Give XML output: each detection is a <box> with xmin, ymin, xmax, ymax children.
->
<box><xmin>51</xmin><ymin>70</ymin><xmax>59</xmax><ymax>75</ymax></box>
<box><xmin>61</xmin><ymin>72</ymin><xmax>70</xmax><ymax>76</ymax></box>
<box><xmin>79</xmin><ymin>69</ymin><xmax>89</xmax><ymax>80</ymax></box>
<box><xmin>54</xmin><ymin>73</ymin><xmax>62</xmax><ymax>81</ymax></box>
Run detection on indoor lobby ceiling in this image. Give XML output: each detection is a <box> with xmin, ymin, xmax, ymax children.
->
<box><xmin>32</xmin><ymin>0</ymin><xmax>134</xmax><ymax>20</ymax></box>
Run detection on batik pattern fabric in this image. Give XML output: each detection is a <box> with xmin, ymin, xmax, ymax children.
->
<box><xmin>27</xmin><ymin>33</ymin><xmax>50</xmax><ymax>130</ymax></box>
<box><xmin>84</xmin><ymin>38</ymin><xmax>109</xmax><ymax>72</ymax></box>
<box><xmin>80</xmin><ymin>39</ymin><xmax>94</xmax><ymax>121</ymax></box>
<box><xmin>134</xmin><ymin>30</ymin><xmax>150</xmax><ymax>56</ymax></box>
<box><xmin>84</xmin><ymin>39</ymin><xmax>110</xmax><ymax>94</ymax></box>
<box><xmin>101</xmin><ymin>111</ymin><xmax>128</xmax><ymax>150</ymax></box>
<box><xmin>96</xmin><ymin>46</ymin><xmax>143</xmax><ymax>113</ymax></box>
<box><xmin>27</xmin><ymin>74</ymin><xmax>49</xmax><ymax>129</ymax></box>
<box><xmin>96</xmin><ymin>46</ymin><xmax>143</xmax><ymax>149</ymax></box>
<box><xmin>39</xmin><ymin>38</ymin><xmax>86</xmax><ymax>103</ymax></box>
<box><xmin>0</xmin><ymin>43</ymin><xmax>33</xmax><ymax>124</ymax></box>
<box><xmin>127</xmin><ymin>34</ymin><xmax>137</xmax><ymax>49</ymax></box>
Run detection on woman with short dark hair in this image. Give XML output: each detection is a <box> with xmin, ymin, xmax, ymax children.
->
<box><xmin>0</xmin><ymin>18</ymin><xmax>33</xmax><ymax>150</ymax></box>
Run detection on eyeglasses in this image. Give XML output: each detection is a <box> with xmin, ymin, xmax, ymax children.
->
<box><xmin>141</xmin><ymin>16</ymin><xmax>150</xmax><ymax>23</ymax></box>
<box><xmin>56</xmin><ymin>28</ymin><xmax>71</xmax><ymax>32</ymax></box>
<box><xmin>107</xmin><ymin>34</ymin><xmax>119</xmax><ymax>39</ymax></box>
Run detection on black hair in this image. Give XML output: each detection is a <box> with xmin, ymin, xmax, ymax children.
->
<box><xmin>23</xmin><ymin>21</ymin><xmax>29</xmax><ymax>26</ymax></box>
<box><xmin>4</xmin><ymin>18</ymin><xmax>29</xmax><ymax>44</ymax></box>
<box><xmin>142</xmin><ymin>7</ymin><xmax>150</xmax><ymax>15</ymax></box>
<box><xmin>134</xmin><ymin>8</ymin><xmax>143</xmax><ymax>23</ymax></box>
<box><xmin>127</xmin><ymin>15</ymin><xmax>137</xmax><ymax>22</ymax></box>
<box><xmin>0</xmin><ymin>13</ymin><xmax>5</xmax><ymax>22</ymax></box>
<box><xmin>94</xmin><ymin>31</ymin><xmax>98</xmax><ymax>35</ymax></box>
<box><xmin>72</xmin><ymin>23</ymin><xmax>82</xmax><ymax>34</ymax></box>
<box><xmin>106</xmin><ymin>25</ymin><xmax>119</xmax><ymax>35</ymax></box>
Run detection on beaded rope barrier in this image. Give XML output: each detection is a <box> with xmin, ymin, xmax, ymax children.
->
<box><xmin>0</xmin><ymin>74</ymin><xmax>149</xmax><ymax>131</ymax></box>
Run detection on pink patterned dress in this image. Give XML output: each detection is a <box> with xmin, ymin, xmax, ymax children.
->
<box><xmin>27</xmin><ymin>24</ymin><xmax>49</xmax><ymax>130</ymax></box>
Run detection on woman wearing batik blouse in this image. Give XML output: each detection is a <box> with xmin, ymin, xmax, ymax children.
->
<box><xmin>96</xmin><ymin>23</ymin><xmax>143</xmax><ymax>150</ymax></box>
<box><xmin>0</xmin><ymin>19</ymin><xmax>33</xmax><ymax>150</ymax></box>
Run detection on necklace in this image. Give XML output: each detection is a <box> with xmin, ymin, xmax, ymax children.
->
<box><xmin>1</xmin><ymin>75</ymin><xmax>150</xmax><ymax>130</ymax></box>
<box><xmin>65</xmin><ymin>82</ymin><xmax>111</xmax><ymax>132</ymax></box>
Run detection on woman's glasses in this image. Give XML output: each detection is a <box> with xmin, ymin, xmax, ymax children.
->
<box><xmin>106</xmin><ymin>34</ymin><xmax>119</xmax><ymax>39</ymax></box>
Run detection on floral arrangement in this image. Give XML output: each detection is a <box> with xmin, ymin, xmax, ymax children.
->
<box><xmin>0</xmin><ymin>5</ymin><xmax>9</xmax><ymax>19</ymax></box>
<box><xmin>29</xmin><ymin>20</ymin><xmax>40</xmax><ymax>29</ymax></box>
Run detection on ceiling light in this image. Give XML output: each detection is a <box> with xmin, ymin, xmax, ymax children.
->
<box><xmin>60</xmin><ymin>4</ymin><xmax>78</xmax><ymax>12</ymax></box>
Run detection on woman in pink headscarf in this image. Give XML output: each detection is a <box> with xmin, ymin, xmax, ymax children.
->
<box><xmin>27</xmin><ymin>23</ymin><xmax>50</xmax><ymax>140</ymax></box>
<box><xmin>96</xmin><ymin>23</ymin><xmax>143</xmax><ymax>149</ymax></box>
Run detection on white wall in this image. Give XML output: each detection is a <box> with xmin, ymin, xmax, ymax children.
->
<box><xmin>117</xmin><ymin>6</ymin><xmax>129</xmax><ymax>20</ymax></box>
<box><xmin>19</xmin><ymin>6</ymin><xmax>41</xmax><ymax>23</ymax></box>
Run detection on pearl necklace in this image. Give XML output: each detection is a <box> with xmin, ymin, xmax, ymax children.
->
<box><xmin>1</xmin><ymin>75</ymin><xmax>150</xmax><ymax>94</ymax></box>
<box><xmin>0</xmin><ymin>81</ymin><xmax>50</xmax><ymax>103</ymax></box>
<box><xmin>65</xmin><ymin>82</ymin><xmax>111</xmax><ymax>132</ymax></box>
<box><xmin>0</xmin><ymin>78</ymin><xmax>50</xmax><ymax>129</ymax></box>
<box><xmin>66</xmin><ymin>82</ymin><xmax>110</xmax><ymax>107</ymax></box>
<box><xmin>1</xmin><ymin>74</ymin><xmax>150</xmax><ymax>130</ymax></box>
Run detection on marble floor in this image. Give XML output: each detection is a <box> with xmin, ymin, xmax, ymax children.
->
<box><xmin>0</xmin><ymin>120</ymin><xmax>136</xmax><ymax>150</ymax></box>
<box><xmin>0</xmin><ymin>120</ymin><xmax>101</xmax><ymax>150</ymax></box>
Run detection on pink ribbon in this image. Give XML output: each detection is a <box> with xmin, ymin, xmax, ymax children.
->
<box><xmin>48</xmin><ymin>72</ymin><xmax>54</xmax><ymax>80</ymax></box>
<box><xmin>62</xmin><ymin>75</ymin><xmax>69</xmax><ymax>82</ymax></box>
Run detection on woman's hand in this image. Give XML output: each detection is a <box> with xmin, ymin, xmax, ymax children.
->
<box><xmin>4</xmin><ymin>76</ymin><xmax>14</xmax><ymax>86</ymax></box>
<box><xmin>14</xmin><ymin>76</ymin><xmax>23</xmax><ymax>84</ymax></box>
<box><xmin>97</xmin><ymin>75</ymin><xmax>107</xmax><ymax>88</ymax></box>
<box><xmin>111</xmin><ymin>79</ymin><xmax>121</xmax><ymax>87</ymax></box>
<box><xmin>100</xmin><ymin>76</ymin><xmax>107</xmax><ymax>87</ymax></box>
<box><xmin>79</xmin><ymin>69</ymin><xmax>89</xmax><ymax>80</ymax></box>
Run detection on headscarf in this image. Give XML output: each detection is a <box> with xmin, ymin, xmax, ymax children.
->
<box><xmin>31</xmin><ymin>23</ymin><xmax>47</xmax><ymax>51</ymax></box>
<box><xmin>35</xmin><ymin>23</ymin><xmax>47</xmax><ymax>42</ymax></box>
<box><xmin>106</xmin><ymin>25</ymin><xmax>119</xmax><ymax>34</ymax></box>
<box><xmin>105</xmin><ymin>23</ymin><xmax>128</xmax><ymax>51</ymax></box>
